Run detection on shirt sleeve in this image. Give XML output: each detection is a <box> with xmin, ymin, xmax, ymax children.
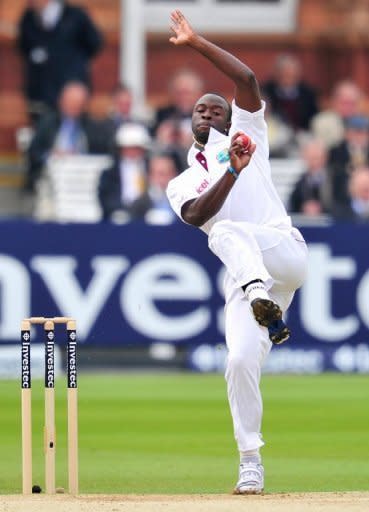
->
<box><xmin>229</xmin><ymin>100</ymin><xmax>269</xmax><ymax>159</ymax></box>
<box><xmin>166</xmin><ymin>174</ymin><xmax>198</xmax><ymax>223</ymax></box>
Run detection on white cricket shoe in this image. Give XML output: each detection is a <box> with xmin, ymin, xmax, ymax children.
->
<box><xmin>233</xmin><ymin>462</ymin><xmax>264</xmax><ymax>495</ymax></box>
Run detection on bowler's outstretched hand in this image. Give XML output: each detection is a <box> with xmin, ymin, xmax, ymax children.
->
<box><xmin>169</xmin><ymin>10</ymin><xmax>195</xmax><ymax>45</ymax></box>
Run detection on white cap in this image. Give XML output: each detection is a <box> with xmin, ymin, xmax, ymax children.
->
<box><xmin>115</xmin><ymin>123</ymin><xmax>151</xmax><ymax>148</ymax></box>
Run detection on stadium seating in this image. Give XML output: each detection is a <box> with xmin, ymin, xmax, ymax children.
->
<box><xmin>34</xmin><ymin>155</ymin><xmax>112</xmax><ymax>222</ymax></box>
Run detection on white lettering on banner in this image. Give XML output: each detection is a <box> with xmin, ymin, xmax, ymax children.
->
<box><xmin>121</xmin><ymin>254</ymin><xmax>211</xmax><ymax>340</ymax></box>
<box><xmin>31</xmin><ymin>256</ymin><xmax>129</xmax><ymax>339</ymax></box>
<box><xmin>0</xmin><ymin>256</ymin><xmax>30</xmax><ymax>338</ymax></box>
<box><xmin>190</xmin><ymin>345</ymin><xmax>325</xmax><ymax>374</ymax></box>
<box><xmin>356</xmin><ymin>269</ymin><xmax>369</xmax><ymax>330</ymax></box>
<box><xmin>332</xmin><ymin>344</ymin><xmax>369</xmax><ymax>373</ymax></box>
<box><xmin>0</xmin><ymin>242</ymin><xmax>368</xmax><ymax>344</ymax></box>
<box><xmin>300</xmin><ymin>245</ymin><xmax>359</xmax><ymax>341</ymax></box>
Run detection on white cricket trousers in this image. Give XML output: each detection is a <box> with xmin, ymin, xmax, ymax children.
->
<box><xmin>208</xmin><ymin>219</ymin><xmax>308</xmax><ymax>452</ymax></box>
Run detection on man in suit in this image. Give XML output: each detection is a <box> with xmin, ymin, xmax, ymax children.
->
<box><xmin>152</xmin><ymin>68</ymin><xmax>204</xmax><ymax>135</ymax></box>
<box><xmin>310</xmin><ymin>80</ymin><xmax>363</xmax><ymax>150</ymax></box>
<box><xmin>18</xmin><ymin>0</ymin><xmax>103</xmax><ymax>123</ymax></box>
<box><xmin>289</xmin><ymin>139</ymin><xmax>330</xmax><ymax>216</ymax></box>
<box><xmin>332</xmin><ymin>166</ymin><xmax>369</xmax><ymax>222</ymax></box>
<box><xmin>262</xmin><ymin>54</ymin><xmax>318</xmax><ymax>132</ymax></box>
<box><xmin>101</xmin><ymin>83</ymin><xmax>150</xmax><ymax>155</ymax></box>
<box><xmin>26</xmin><ymin>81</ymin><xmax>110</xmax><ymax>191</ymax></box>
<box><xmin>328</xmin><ymin>115</ymin><xmax>369</xmax><ymax>209</ymax></box>
<box><xmin>130</xmin><ymin>152</ymin><xmax>178</xmax><ymax>224</ymax></box>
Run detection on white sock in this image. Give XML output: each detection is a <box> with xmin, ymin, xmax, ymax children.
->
<box><xmin>244</xmin><ymin>281</ymin><xmax>269</xmax><ymax>303</ymax></box>
<box><xmin>240</xmin><ymin>449</ymin><xmax>261</xmax><ymax>464</ymax></box>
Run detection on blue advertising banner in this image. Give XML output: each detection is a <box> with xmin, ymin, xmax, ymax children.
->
<box><xmin>0</xmin><ymin>220</ymin><xmax>368</xmax><ymax>372</ymax></box>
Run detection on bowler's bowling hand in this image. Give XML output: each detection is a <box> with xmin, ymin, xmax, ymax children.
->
<box><xmin>229</xmin><ymin>132</ymin><xmax>256</xmax><ymax>175</ymax></box>
<box><xmin>169</xmin><ymin>10</ymin><xmax>196</xmax><ymax>46</ymax></box>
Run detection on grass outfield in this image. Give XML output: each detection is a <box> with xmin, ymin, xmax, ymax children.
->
<box><xmin>1</xmin><ymin>373</ymin><xmax>369</xmax><ymax>494</ymax></box>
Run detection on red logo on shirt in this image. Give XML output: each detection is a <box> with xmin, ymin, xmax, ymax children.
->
<box><xmin>196</xmin><ymin>179</ymin><xmax>209</xmax><ymax>194</ymax></box>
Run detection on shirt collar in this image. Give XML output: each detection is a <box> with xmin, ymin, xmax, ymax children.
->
<box><xmin>187</xmin><ymin>127</ymin><xmax>228</xmax><ymax>166</ymax></box>
<box><xmin>41</xmin><ymin>1</ymin><xmax>63</xmax><ymax>29</ymax></box>
<box><xmin>207</xmin><ymin>126</ymin><xmax>228</xmax><ymax>145</ymax></box>
<box><xmin>352</xmin><ymin>198</ymin><xmax>369</xmax><ymax>217</ymax></box>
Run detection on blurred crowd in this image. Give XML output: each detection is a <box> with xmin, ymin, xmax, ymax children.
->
<box><xmin>14</xmin><ymin>0</ymin><xmax>369</xmax><ymax>224</ymax></box>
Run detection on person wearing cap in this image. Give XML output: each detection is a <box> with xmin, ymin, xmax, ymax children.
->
<box><xmin>328</xmin><ymin>115</ymin><xmax>369</xmax><ymax>209</ymax></box>
<box><xmin>98</xmin><ymin>123</ymin><xmax>151</xmax><ymax>221</ymax></box>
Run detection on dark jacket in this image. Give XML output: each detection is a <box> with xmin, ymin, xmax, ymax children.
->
<box><xmin>98</xmin><ymin>159</ymin><xmax>149</xmax><ymax>221</ymax></box>
<box><xmin>152</xmin><ymin>105</ymin><xmax>192</xmax><ymax>134</ymax></box>
<box><xmin>328</xmin><ymin>141</ymin><xmax>369</xmax><ymax>207</ymax></box>
<box><xmin>289</xmin><ymin>171</ymin><xmax>329</xmax><ymax>214</ymax></box>
<box><xmin>262</xmin><ymin>80</ymin><xmax>318</xmax><ymax>131</ymax></box>
<box><xmin>129</xmin><ymin>192</ymin><xmax>178</xmax><ymax>223</ymax></box>
<box><xmin>17</xmin><ymin>3</ymin><xmax>102</xmax><ymax>108</ymax></box>
<box><xmin>332</xmin><ymin>202</ymin><xmax>369</xmax><ymax>222</ymax></box>
<box><xmin>27</xmin><ymin>111</ymin><xmax>111</xmax><ymax>190</ymax></box>
<box><xmin>129</xmin><ymin>193</ymin><xmax>154</xmax><ymax>220</ymax></box>
<box><xmin>98</xmin><ymin>162</ymin><xmax>123</xmax><ymax>221</ymax></box>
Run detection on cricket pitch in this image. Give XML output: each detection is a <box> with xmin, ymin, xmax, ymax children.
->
<box><xmin>1</xmin><ymin>492</ymin><xmax>369</xmax><ymax>512</ymax></box>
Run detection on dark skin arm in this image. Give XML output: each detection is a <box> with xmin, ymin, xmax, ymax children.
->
<box><xmin>169</xmin><ymin>10</ymin><xmax>262</xmax><ymax>112</ymax></box>
<box><xmin>170</xmin><ymin>11</ymin><xmax>259</xmax><ymax>226</ymax></box>
<box><xmin>181</xmin><ymin>132</ymin><xmax>257</xmax><ymax>227</ymax></box>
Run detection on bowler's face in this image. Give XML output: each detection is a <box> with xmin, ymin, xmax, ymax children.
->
<box><xmin>191</xmin><ymin>94</ymin><xmax>230</xmax><ymax>144</ymax></box>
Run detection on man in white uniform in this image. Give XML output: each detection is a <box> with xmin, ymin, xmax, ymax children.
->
<box><xmin>166</xmin><ymin>10</ymin><xmax>308</xmax><ymax>494</ymax></box>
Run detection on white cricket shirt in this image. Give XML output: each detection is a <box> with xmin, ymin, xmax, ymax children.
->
<box><xmin>166</xmin><ymin>100</ymin><xmax>292</xmax><ymax>237</ymax></box>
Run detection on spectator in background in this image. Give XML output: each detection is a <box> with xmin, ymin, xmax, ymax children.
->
<box><xmin>154</xmin><ymin>118</ymin><xmax>187</xmax><ymax>170</ymax></box>
<box><xmin>152</xmin><ymin>68</ymin><xmax>204</xmax><ymax>136</ymax></box>
<box><xmin>26</xmin><ymin>81</ymin><xmax>110</xmax><ymax>191</ymax></box>
<box><xmin>103</xmin><ymin>83</ymin><xmax>149</xmax><ymax>155</ymax></box>
<box><xmin>262</xmin><ymin>54</ymin><xmax>318</xmax><ymax>132</ymax></box>
<box><xmin>130</xmin><ymin>152</ymin><xmax>179</xmax><ymax>224</ymax></box>
<box><xmin>17</xmin><ymin>0</ymin><xmax>103</xmax><ymax>124</ymax></box>
<box><xmin>98</xmin><ymin>123</ymin><xmax>151</xmax><ymax>222</ymax></box>
<box><xmin>263</xmin><ymin>96</ymin><xmax>295</xmax><ymax>157</ymax></box>
<box><xmin>311</xmin><ymin>80</ymin><xmax>363</xmax><ymax>149</ymax></box>
<box><xmin>289</xmin><ymin>139</ymin><xmax>330</xmax><ymax>216</ymax></box>
<box><xmin>328</xmin><ymin>115</ymin><xmax>369</xmax><ymax>208</ymax></box>
<box><xmin>107</xmin><ymin>83</ymin><xmax>134</xmax><ymax>128</ymax></box>
<box><xmin>332</xmin><ymin>166</ymin><xmax>369</xmax><ymax>222</ymax></box>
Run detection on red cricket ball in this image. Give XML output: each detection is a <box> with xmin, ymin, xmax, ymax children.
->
<box><xmin>235</xmin><ymin>133</ymin><xmax>252</xmax><ymax>151</ymax></box>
